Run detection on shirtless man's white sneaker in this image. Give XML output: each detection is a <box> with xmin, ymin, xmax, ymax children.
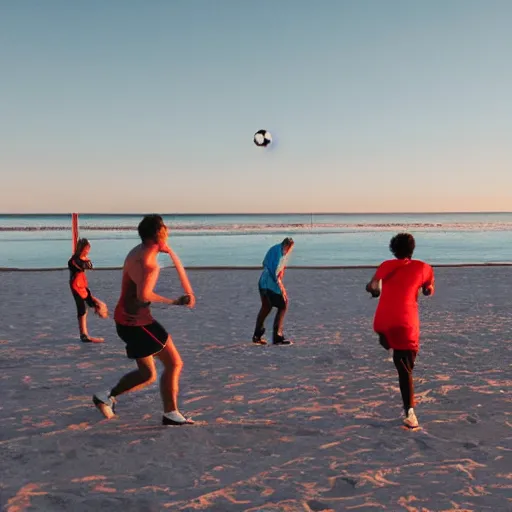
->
<box><xmin>92</xmin><ymin>391</ymin><xmax>116</xmax><ymax>419</ymax></box>
<box><xmin>162</xmin><ymin>411</ymin><xmax>195</xmax><ymax>425</ymax></box>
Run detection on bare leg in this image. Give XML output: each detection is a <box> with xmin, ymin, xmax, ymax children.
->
<box><xmin>110</xmin><ymin>356</ymin><xmax>157</xmax><ymax>397</ymax></box>
<box><xmin>78</xmin><ymin>313</ymin><xmax>88</xmax><ymax>337</ymax></box>
<box><xmin>155</xmin><ymin>336</ymin><xmax>183</xmax><ymax>413</ymax></box>
<box><xmin>78</xmin><ymin>311</ymin><xmax>104</xmax><ymax>343</ymax></box>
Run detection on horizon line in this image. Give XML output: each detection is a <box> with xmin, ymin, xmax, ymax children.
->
<box><xmin>2</xmin><ymin>210</ymin><xmax>512</xmax><ymax>216</ymax></box>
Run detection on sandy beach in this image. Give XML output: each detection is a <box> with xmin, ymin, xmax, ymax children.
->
<box><xmin>1</xmin><ymin>267</ymin><xmax>511</xmax><ymax>511</ymax></box>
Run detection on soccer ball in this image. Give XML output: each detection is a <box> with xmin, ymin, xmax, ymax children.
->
<box><xmin>253</xmin><ymin>129</ymin><xmax>272</xmax><ymax>147</ymax></box>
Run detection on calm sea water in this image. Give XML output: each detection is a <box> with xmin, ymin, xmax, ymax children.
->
<box><xmin>1</xmin><ymin>213</ymin><xmax>512</xmax><ymax>269</ymax></box>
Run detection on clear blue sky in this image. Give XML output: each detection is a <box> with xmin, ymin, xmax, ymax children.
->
<box><xmin>1</xmin><ymin>0</ymin><xmax>511</xmax><ymax>213</ymax></box>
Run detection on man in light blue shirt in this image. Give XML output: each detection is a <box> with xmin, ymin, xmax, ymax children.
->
<box><xmin>253</xmin><ymin>237</ymin><xmax>295</xmax><ymax>345</ymax></box>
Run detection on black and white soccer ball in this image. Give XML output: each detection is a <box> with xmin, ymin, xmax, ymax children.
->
<box><xmin>253</xmin><ymin>129</ymin><xmax>272</xmax><ymax>147</ymax></box>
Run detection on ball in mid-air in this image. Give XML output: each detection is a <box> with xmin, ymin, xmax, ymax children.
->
<box><xmin>253</xmin><ymin>129</ymin><xmax>272</xmax><ymax>147</ymax></box>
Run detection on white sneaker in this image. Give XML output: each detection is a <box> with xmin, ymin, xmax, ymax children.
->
<box><xmin>403</xmin><ymin>408</ymin><xmax>419</xmax><ymax>428</ymax></box>
<box><xmin>162</xmin><ymin>410</ymin><xmax>195</xmax><ymax>425</ymax></box>
<box><xmin>93</xmin><ymin>391</ymin><xmax>116</xmax><ymax>419</ymax></box>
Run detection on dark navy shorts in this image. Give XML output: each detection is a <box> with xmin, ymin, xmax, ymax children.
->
<box><xmin>116</xmin><ymin>320</ymin><xmax>169</xmax><ymax>360</ymax></box>
<box><xmin>259</xmin><ymin>288</ymin><xmax>287</xmax><ymax>309</ymax></box>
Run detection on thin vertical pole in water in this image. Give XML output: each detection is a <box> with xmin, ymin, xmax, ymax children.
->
<box><xmin>71</xmin><ymin>213</ymin><xmax>79</xmax><ymax>253</ymax></box>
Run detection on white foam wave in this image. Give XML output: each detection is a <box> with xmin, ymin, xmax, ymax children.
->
<box><xmin>3</xmin><ymin>221</ymin><xmax>512</xmax><ymax>233</ymax></box>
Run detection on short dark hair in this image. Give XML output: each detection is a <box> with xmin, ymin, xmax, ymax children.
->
<box><xmin>282</xmin><ymin>237</ymin><xmax>294</xmax><ymax>247</ymax></box>
<box><xmin>389</xmin><ymin>233</ymin><xmax>415</xmax><ymax>259</ymax></box>
<box><xmin>138</xmin><ymin>214</ymin><xmax>165</xmax><ymax>242</ymax></box>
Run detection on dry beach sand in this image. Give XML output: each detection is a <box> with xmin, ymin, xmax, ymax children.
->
<box><xmin>1</xmin><ymin>267</ymin><xmax>511</xmax><ymax>511</ymax></box>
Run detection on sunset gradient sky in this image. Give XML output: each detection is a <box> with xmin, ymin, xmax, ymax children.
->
<box><xmin>1</xmin><ymin>0</ymin><xmax>511</xmax><ymax>213</ymax></box>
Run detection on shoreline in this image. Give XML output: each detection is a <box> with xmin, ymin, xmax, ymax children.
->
<box><xmin>2</xmin><ymin>262</ymin><xmax>512</xmax><ymax>272</ymax></box>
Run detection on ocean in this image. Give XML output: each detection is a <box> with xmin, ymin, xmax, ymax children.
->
<box><xmin>1</xmin><ymin>212</ymin><xmax>512</xmax><ymax>269</ymax></box>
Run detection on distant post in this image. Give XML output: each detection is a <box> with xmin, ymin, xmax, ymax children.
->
<box><xmin>71</xmin><ymin>213</ymin><xmax>79</xmax><ymax>253</ymax></box>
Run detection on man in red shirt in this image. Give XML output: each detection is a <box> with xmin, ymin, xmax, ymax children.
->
<box><xmin>366</xmin><ymin>233</ymin><xmax>435</xmax><ymax>429</ymax></box>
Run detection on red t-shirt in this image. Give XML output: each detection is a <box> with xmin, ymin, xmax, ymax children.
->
<box><xmin>373</xmin><ymin>258</ymin><xmax>434</xmax><ymax>351</ymax></box>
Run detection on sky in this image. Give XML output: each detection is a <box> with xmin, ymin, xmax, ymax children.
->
<box><xmin>1</xmin><ymin>0</ymin><xmax>511</xmax><ymax>214</ymax></box>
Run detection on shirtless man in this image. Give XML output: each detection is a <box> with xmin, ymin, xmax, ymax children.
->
<box><xmin>93</xmin><ymin>214</ymin><xmax>196</xmax><ymax>425</ymax></box>
<box><xmin>366</xmin><ymin>233</ymin><xmax>435</xmax><ymax>429</ymax></box>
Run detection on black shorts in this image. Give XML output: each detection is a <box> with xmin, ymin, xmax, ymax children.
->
<box><xmin>116</xmin><ymin>320</ymin><xmax>169</xmax><ymax>360</ymax></box>
<box><xmin>72</xmin><ymin>289</ymin><xmax>95</xmax><ymax>317</ymax></box>
<box><xmin>259</xmin><ymin>288</ymin><xmax>286</xmax><ymax>309</ymax></box>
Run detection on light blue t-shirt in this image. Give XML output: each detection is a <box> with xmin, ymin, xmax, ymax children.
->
<box><xmin>258</xmin><ymin>243</ymin><xmax>288</xmax><ymax>295</ymax></box>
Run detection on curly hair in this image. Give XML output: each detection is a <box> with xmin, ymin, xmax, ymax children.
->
<box><xmin>389</xmin><ymin>233</ymin><xmax>415</xmax><ymax>259</ymax></box>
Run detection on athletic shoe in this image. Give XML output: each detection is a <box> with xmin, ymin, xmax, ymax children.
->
<box><xmin>162</xmin><ymin>411</ymin><xmax>195</xmax><ymax>425</ymax></box>
<box><xmin>252</xmin><ymin>327</ymin><xmax>267</xmax><ymax>345</ymax></box>
<box><xmin>273</xmin><ymin>334</ymin><xmax>293</xmax><ymax>345</ymax></box>
<box><xmin>403</xmin><ymin>408</ymin><xmax>419</xmax><ymax>428</ymax></box>
<box><xmin>93</xmin><ymin>391</ymin><xmax>116</xmax><ymax>419</ymax></box>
